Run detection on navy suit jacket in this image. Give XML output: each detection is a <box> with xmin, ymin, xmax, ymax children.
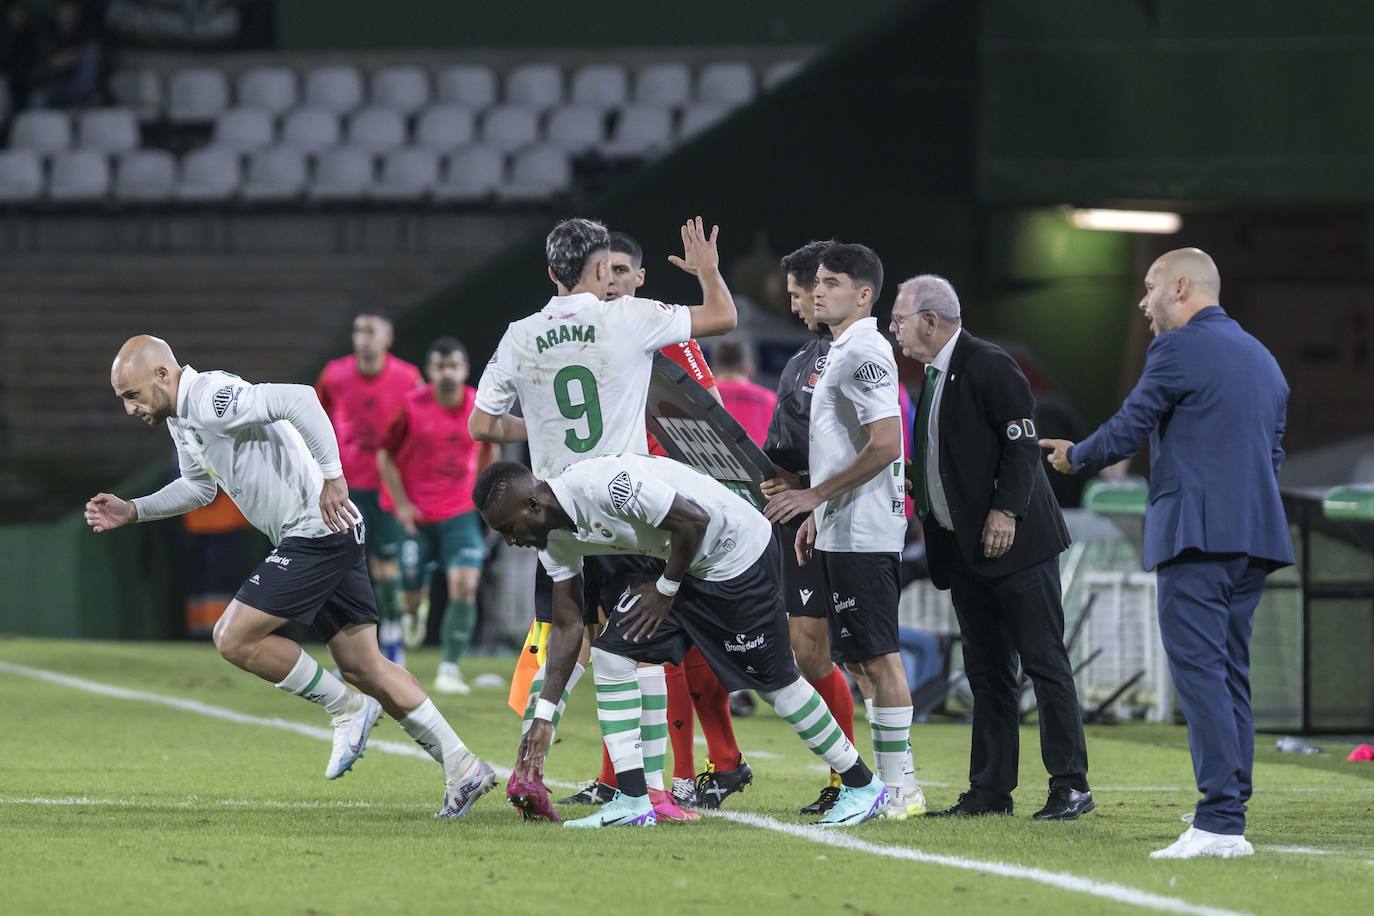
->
<box><xmin>1070</xmin><ymin>306</ymin><xmax>1293</xmax><ymax>572</ymax></box>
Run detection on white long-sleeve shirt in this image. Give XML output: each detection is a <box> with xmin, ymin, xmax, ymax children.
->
<box><xmin>132</xmin><ymin>366</ymin><xmax>345</xmax><ymax>545</ymax></box>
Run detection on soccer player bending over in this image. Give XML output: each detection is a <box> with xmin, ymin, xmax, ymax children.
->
<box><xmin>475</xmin><ymin>455</ymin><xmax>889</xmax><ymax>828</ymax></box>
<box><xmin>86</xmin><ymin>335</ymin><xmax>496</xmax><ymax>818</ymax></box>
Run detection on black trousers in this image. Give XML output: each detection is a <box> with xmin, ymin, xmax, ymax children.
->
<box><xmin>946</xmin><ymin>549</ymin><xmax>1089</xmax><ymax>805</ymax></box>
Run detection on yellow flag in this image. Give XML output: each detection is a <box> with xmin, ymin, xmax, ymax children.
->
<box><xmin>507</xmin><ymin>617</ymin><xmax>550</xmax><ymax>715</ymax></box>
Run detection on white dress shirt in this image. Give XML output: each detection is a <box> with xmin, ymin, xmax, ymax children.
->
<box><xmin>924</xmin><ymin>327</ymin><xmax>962</xmax><ymax>532</ymax></box>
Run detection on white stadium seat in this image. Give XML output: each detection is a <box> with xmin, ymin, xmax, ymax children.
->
<box><xmin>212</xmin><ymin>108</ymin><xmax>275</xmax><ymax>153</ymax></box>
<box><xmin>697</xmin><ymin>62</ymin><xmax>755</xmax><ymax>107</ymax></box>
<box><xmin>480</xmin><ymin>105</ymin><xmax>538</xmax><ymax>153</ymax></box>
<box><xmin>109</xmin><ymin>68</ymin><xmax>163</xmax><ymax>122</ymax></box>
<box><xmin>634</xmin><ymin>63</ymin><xmax>691</xmax><ymax>107</ymax></box>
<box><xmin>309</xmin><ymin>146</ymin><xmax>373</xmax><ymax>200</ymax></box>
<box><xmin>237</xmin><ymin>66</ymin><xmax>299</xmax><ymax>116</ymax></box>
<box><xmin>371</xmin><ymin>65</ymin><xmax>430</xmax><ymax>115</ymax></box>
<box><xmin>764</xmin><ymin>60</ymin><xmax>805</xmax><ymax>89</ymax></box>
<box><xmin>601</xmin><ymin>104</ymin><xmax>673</xmax><ymax>158</ymax></box>
<box><xmin>168</xmin><ymin>67</ymin><xmax>230</xmax><ymax>123</ymax></box>
<box><xmin>679</xmin><ymin>102</ymin><xmax>731</xmax><ymax>139</ymax></box>
<box><xmin>433</xmin><ymin>145</ymin><xmax>504</xmax><ymax>202</ymax></box>
<box><xmin>114</xmin><ymin>150</ymin><xmax>176</xmax><ymax>202</ymax></box>
<box><xmin>0</xmin><ymin>150</ymin><xmax>43</xmax><ymax>202</ymax></box>
<box><xmin>505</xmin><ymin>63</ymin><xmax>563</xmax><ymax>111</ymax></box>
<box><xmin>242</xmin><ymin>146</ymin><xmax>308</xmax><ymax>201</ymax></box>
<box><xmin>570</xmin><ymin>64</ymin><xmax>628</xmax><ymax>110</ymax></box>
<box><xmin>544</xmin><ymin>105</ymin><xmax>604</xmax><ymax>154</ymax></box>
<box><xmin>10</xmin><ymin>110</ymin><xmax>71</xmax><ymax>155</ymax></box>
<box><xmin>177</xmin><ymin>147</ymin><xmax>241</xmax><ymax>201</ymax></box>
<box><xmin>78</xmin><ymin>108</ymin><xmax>139</xmax><ymax>153</ymax></box>
<box><xmin>371</xmin><ymin>147</ymin><xmax>439</xmax><ymax>201</ymax></box>
<box><xmin>414</xmin><ymin>104</ymin><xmax>476</xmax><ymax>152</ymax></box>
<box><xmin>48</xmin><ymin>150</ymin><xmax>110</xmax><ymax>202</ymax></box>
<box><xmin>304</xmin><ymin>65</ymin><xmax>364</xmax><ymax>114</ymax></box>
<box><xmin>436</xmin><ymin>65</ymin><xmax>498</xmax><ymax>110</ymax></box>
<box><xmin>346</xmin><ymin>107</ymin><xmax>407</xmax><ymax>153</ymax></box>
<box><xmin>500</xmin><ymin>144</ymin><xmax>571</xmax><ymax>202</ymax></box>
<box><xmin>280</xmin><ymin>108</ymin><xmax>341</xmax><ymax>153</ymax></box>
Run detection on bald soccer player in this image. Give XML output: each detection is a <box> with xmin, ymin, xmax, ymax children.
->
<box><xmin>86</xmin><ymin>336</ymin><xmax>497</xmax><ymax>818</ymax></box>
<box><xmin>1041</xmin><ymin>248</ymin><xmax>1292</xmax><ymax>860</ymax></box>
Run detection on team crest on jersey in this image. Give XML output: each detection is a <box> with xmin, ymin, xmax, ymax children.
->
<box><xmin>853</xmin><ymin>361</ymin><xmax>889</xmax><ymax>384</ymax></box>
<box><xmin>212</xmin><ymin>384</ymin><xmax>239</xmax><ymax>418</ymax></box>
<box><xmin>815</xmin><ymin>355</ymin><xmax>828</xmax><ymax>373</ymax></box>
<box><xmin>608</xmin><ymin>471</ymin><xmax>636</xmax><ymax>511</ymax></box>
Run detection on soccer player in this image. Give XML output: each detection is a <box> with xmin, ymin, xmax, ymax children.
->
<box><xmin>87</xmin><ymin>336</ymin><xmax>495</xmax><ymax>817</ymax></box>
<box><xmin>765</xmin><ymin>243</ymin><xmax>926</xmax><ymax>820</ymax></box>
<box><xmin>376</xmin><ymin>337</ymin><xmax>497</xmax><ymax>695</ymax></box>
<box><xmin>469</xmin><ymin>216</ymin><xmax>738</xmax><ymax>820</ymax></box>
<box><xmin>316</xmin><ymin>311</ymin><xmax>423</xmax><ymax>664</ymax></box>
<box><xmin>475</xmin><ymin>456</ymin><xmax>889</xmax><ymax>828</ymax></box>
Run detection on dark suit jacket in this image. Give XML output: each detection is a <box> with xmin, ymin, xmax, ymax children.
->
<box><xmin>1071</xmin><ymin>306</ymin><xmax>1293</xmax><ymax>572</ymax></box>
<box><xmin>920</xmin><ymin>331</ymin><xmax>1071</xmax><ymax>589</ymax></box>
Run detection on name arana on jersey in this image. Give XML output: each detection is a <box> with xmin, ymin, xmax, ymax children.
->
<box><xmin>535</xmin><ymin>323</ymin><xmax>597</xmax><ymax>353</ymax></box>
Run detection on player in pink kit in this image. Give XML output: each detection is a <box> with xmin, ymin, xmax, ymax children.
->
<box><xmin>711</xmin><ymin>339</ymin><xmax>777</xmax><ymax>447</ymax></box>
<box><xmin>377</xmin><ymin>338</ymin><xmax>498</xmax><ymax>695</ymax></box>
<box><xmin>315</xmin><ymin>311</ymin><xmax>422</xmax><ymax>664</ymax></box>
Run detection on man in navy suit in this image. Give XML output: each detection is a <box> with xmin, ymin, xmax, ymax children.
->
<box><xmin>1041</xmin><ymin>247</ymin><xmax>1292</xmax><ymax>860</ymax></box>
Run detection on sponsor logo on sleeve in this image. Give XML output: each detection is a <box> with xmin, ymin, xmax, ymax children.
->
<box><xmin>212</xmin><ymin>385</ymin><xmax>236</xmax><ymax>418</ymax></box>
<box><xmin>1006</xmin><ymin>418</ymin><xmax>1037</xmax><ymax>441</ymax></box>
<box><xmin>853</xmin><ymin>361</ymin><xmax>889</xmax><ymax>384</ymax></box>
<box><xmin>608</xmin><ymin>471</ymin><xmax>637</xmax><ymax>512</ymax></box>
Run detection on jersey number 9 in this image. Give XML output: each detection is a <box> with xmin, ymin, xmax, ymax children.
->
<box><xmin>554</xmin><ymin>365</ymin><xmax>603</xmax><ymax>453</ymax></box>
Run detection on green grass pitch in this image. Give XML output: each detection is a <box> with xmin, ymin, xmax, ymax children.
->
<box><xmin>1</xmin><ymin>638</ymin><xmax>1372</xmax><ymax>915</ymax></box>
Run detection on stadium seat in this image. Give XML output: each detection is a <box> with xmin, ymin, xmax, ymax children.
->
<box><xmin>601</xmin><ymin>104</ymin><xmax>673</xmax><ymax>158</ymax></box>
<box><xmin>505</xmin><ymin>63</ymin><xmax>563</xmax><ymax>111</ymax></box>
<box><xmin>305</xmin><ymin>65</ymin><xmax>364</xmax><ymax>115</ymax></box>
<box><xmin>570</xmin><ymin>64</ymin><xmax>628</xmax><ymax>110</ymax></box>
<box><xmin>634</xmin><ymin>63</ymin><xmax>691</xmax><ymax>107</ymax></box>
<box><xmin>242</xmin><ymin>146</ymin><xmax>308</xmax><ymax>201</ymax></box>
<box><xmin>697</xmin><ymin>62</ymin><xmax>755</xmax><ymax>107</ymax></box>
<box><xmin>479</xmin><ymin>105</ymin><xmax>538</xmax><ymax>153</ymax></box>
<box><xmin>109</xmin><ymin>68</ymin><xmax>163</xmax><ymax>122</ymax></box>
<box><xmin>371</xmin><ymin>65</ymin><xmax>430</xmax><ymax>116</ymax></box>
<box><xmin>114</xmin><ymin>150</ymin><xmax>176</xmax><ymax>202</ymax></box>
<box><xmin>544</xmin><ymin>105</ymin><xmax>604</xmax><ymax>154</ymax></box>
<box><xmin>308</xmin><ymin>146</ymin><xmax>373</xmax><ymax>200</ymax></box>
<box><xmin>436</xmin><ymin>65</ymin><xmax>498</xmax><ymax>110</ymax></box>
<box><xmin>237</xmin><ymin>66</ymin><xmax>299</xmax><ymax>116</ymax></box>
<box><xmin>679</xmin><ymin>103</ymin><xmax>731</xmax><ymax>139</ymax></box>
<box><xmin>212</xmin><ymin>108</ymin><xmax>275</xmax><ymax>153</ymax></box>
<box><xmin>48</xmin><ymin>150</ymin><xmax>110</xmax><ymax>202</ymax></box>
<box><xmin>346</xmin><ymin>107</ymin><xmax>407</xmax><ymax>153</ymax></box>
<box><xmin>176</xmin><ymin>147</ymin><xmax>241</xmax><ymax>201</ymax></box>
<box><xmin>78</xmin><ymin>108</ymin><xmax>139</xmax><ymax>153</ymax></box>
<box><xmin>414</xmin><ymin>104</ymin><xmax>476</xmax><ymax>152</ymax></box>
<box><xmin>371</xmin><ymin>147</ymin><xmax>439</xmax><ymax>201</ymax></box>
<box><xmin>10</xmin><ymin>110</ymin><xmax>71</xmax><ymax>155</ymax></box>
<box><xmin>500</xmin><ymin>144</ymin><xmax>571</xmax><ymax>201</ymax></box>
<box><xmin>0</xmin><ymin>149</ymin><xmax>43</xmax><ymax>202</ymax></box>
<box><xmin>168</xmin><ymin>67</ymin><xmax>231</xmax><ymax>123</ymax></box>
<box><xmin>433</xmin><ymin>145</ymin><xmax>504</xmax><ymax>202</ymax></box>
<box><xmin>764</xmin><ymin>60</ymin><xmax>804</xmax><ymax>89</ymax></box>
<box><xmin>281</xmin><ymin>108</ymin><xmax>341</xmax><ymax>153</ymax></box>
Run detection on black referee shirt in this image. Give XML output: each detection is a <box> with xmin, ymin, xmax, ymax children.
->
<box><xmin>763</xmin><ymin>328</ymin><xmax>832</xmax><ymax>480</ymax></box>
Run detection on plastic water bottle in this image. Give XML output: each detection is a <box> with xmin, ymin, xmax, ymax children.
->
<box><xmin>1275</xmin><ymin>736</ymin><xmax>1323</xmax><ymax>755</ymax></box>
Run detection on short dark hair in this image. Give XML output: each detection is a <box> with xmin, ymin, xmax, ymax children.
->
<box><xmin>608</xmin><ymin>231</ymin><xmax>643</xmax><ymax>268</ymax></box>
<box><xmin>473</xmin><ymin>460</ymin><xmax>534</xmax><ymax>513</ymax></box>
<box><xmin>546</xmin><ymin>218</ymin><xmax>611</xmax><ymax>289</ymax></box>
<box><xmin>780</xmin><ymin>239</ymin><xmax>834</xmax><ymax>289</ymax></box>
<box><xmin>426</xmin><ymin>336</ymin><xmax>467</xmax><ymax>363</ymax></box>
<box><xmin>711</xmin><ymin>339</ymin><xmax>749</xmax><ymax>374</ymax></box>
<box><xmin>818</xmin><ymin>243</ymin><xmax>884</xmax><ymax>302</ymax></box>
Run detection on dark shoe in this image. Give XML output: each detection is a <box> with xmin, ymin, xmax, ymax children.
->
<box><xmin>728</xmin><ymin>690</ymin><xmax>756</xmax><ymax>718</ymax></box>
<box><xmin>1032</xmin><ymin>787</ymin><xmax>1095</xmax><ymax>821</ymax></box>
<box><xmin>557</xmin><ymin>780</ymin><xmax>616</xmax><ymax>806</ymax></box>
<box><xmin>925</xmin><ymin>791</ymin><xmax>1013</xmax><ymax>818</ymax></box>
<box><xmin>799</xmin><ymin>784</ymin><xmax>841</xmax><ymax>816</ymax></box>
<box><xmin>694</xmin><ymin>759</ymin><xmax>753</xmax><ymax>809</ymax></box>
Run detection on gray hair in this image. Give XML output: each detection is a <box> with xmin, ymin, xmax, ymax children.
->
<box><xmin>546</xmin><ymin>218</ymin><xmax>610</xmax><ymax>290</ymax></box>
<box><xmin>898</xmin><ymin>274</ymin><xmax>961</xmax><ymax>321</ymax></box>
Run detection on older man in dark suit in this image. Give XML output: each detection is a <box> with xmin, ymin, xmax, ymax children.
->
<box><xmin>891</xmin><ymin>275</ymin><xmax>1091</xmax><ymax>821</ymax></box>
<box><xmin>1042</xmin><ymin>247</ymin><xmax>1292</xmax><ymax>860</ymax></box>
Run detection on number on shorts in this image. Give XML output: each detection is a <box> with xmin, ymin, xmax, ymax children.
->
<box><xmin>554</xmin><ymin>365</ymin><xmax>603</xmax><ymax>453</ymax></box>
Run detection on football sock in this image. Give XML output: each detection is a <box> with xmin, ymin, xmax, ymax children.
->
<box><xmin>761</xmin><ymin>677</ymin><xmax>872</xmax><ymax>788</ymax></box>
<box><xmin>870</xmin><ymin>704</ymin><xmax>914</xmax><ymax>796</ymax></box>
<box><xmin>520</xmin><ymin>662</ymin><xmax>585</xmax><ymax>738</ymax></box>
<box><xmin>440</xmin><ymin>598</ymin><xmax>477</xmax><ymax>664</ymax></box>
<box><xmin>275</xmin><ymin>647</ymin><xmax>350</xmax><ymax>715</ymax></box>
<box><xmin>375</xmin><ymin>581</ymin><xmax>405</xmax><ymax>665</ymax></box>
<box><xmin>665</xmin><ymin>661</ymin><xmax>697</xmax><ymax>780</ymax></box>
<box><xmin>598</xmin><ymin>744</ymin><xmax>618</xmax><ymax>788</ymax></box>
<box><xmin>813</xmin><ymin>663</ymin><xmax>856</xmax><ymax>775</ymax></box>
<box><xmin>638</xmin><ymin>665</ymin><xmax>669</xmax><ymax>791</ymax></box>
<box><xmin>593</xmin><ymin>647</ymin><xmax>646</xmax><ymax>798</ymax></box>
<box><xmin>398</xmin><ymin>697</ymin><xmax>475</xmax><ymax>778</ymax></box>
<box><xmin>683</xmin><ymin>646</ymin><xmax>742</xmax><ymax>770</ymax></box>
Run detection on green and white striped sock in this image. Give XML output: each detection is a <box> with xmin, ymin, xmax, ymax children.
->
<box><xmin>593</xmin><ymin>651</ymin><xmax>644</xmax><ymax>780</ymax></box>
<box><xmin>275</xmin><ymin>647</ymin><xmax>350</xmax><ymax>715</ymax></box>
<box><xmin>637</xmin><ymin>665</ymin><xmax>668</xmax><ymax>792</ymax></box>
<box><xmin>520</xmin><ymin>662</ymin><xmax>585</xmax><ymax>738</ymax></box>
<box><xmin>870</xmin><ymin>705</ymin><xmax>913</xmax><ymax>795</ymax></box>
<box><xmin>764</xmin><ymin>677</ymin><xmax>859</xmax><ymax>773</ymax></box>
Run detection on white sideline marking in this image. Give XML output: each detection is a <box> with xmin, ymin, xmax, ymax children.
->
<box><xmin>0</xmin><ymin>660</ymin><xmax>1273</xmax><ymax>915</ymax></box>
<box><xmin>0</xmin><ymin>796</ymin><xmax>390</xmax><ymax>810</ymax></box>
<box><xmin>1264</xmin><ymin>845</ymin><xmax>1330</xmax><ymax>856</ymax></box>
<box><xmin>709</xmin><ymin>810</ymin><xmax>1250</xmax><ymax>916</ymax></box>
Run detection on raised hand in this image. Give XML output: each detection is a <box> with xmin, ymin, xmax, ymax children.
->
<box><xmin>666</xmin><ymin>216</ymin><xmax>720</xmax><ymax>277</ymax></box>
<box><xmin>1038</xmin><ymin>438</ymin><xmax>1076</xmax><ymax>475</ymax></box>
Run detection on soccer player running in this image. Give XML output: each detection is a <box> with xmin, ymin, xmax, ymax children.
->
<box><xmin>87</xmin><ymin>336</ymin><xmax>496</xmax><ymax>817</ymax></box>
<box><xmin>468</xmin><ymin>216</ymin><xmax>738</xmax><ymax>822</ymax></box>
<box><xmin>765</xmin><ymin>243</ymin><xmax>926</xmax><ymax>820</ymax></box>
<box><xmin>376</xmin><ymin>337</ymin><xmax>498</xmax><ymax>695</ymax></box>
<box><xmin>316</xmin><ymin>311</ymin><xmax>423</xmax><ymax>664</ymax></box>
<box><xmin>476</xmin><ymin>455</ymin><xmax>889</xmax><ymax>828</ymax></box>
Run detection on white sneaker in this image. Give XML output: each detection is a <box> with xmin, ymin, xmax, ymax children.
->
<box><xmin>325</xmin><ymin>693</ymin><xmax>382</xmax><ymax>780</ymax></box>
<box><xmin>881</xmin><ymin>784</ymin><xmax>928</xmax><ymax>820</ymax></box>
<box><xmin>434</xmin><ymin>663</ymin><xmax>470</xmax><ymax>695</ymax></box>
<box><xmin>1149</xmin><ymin>827</ymin><xmax>1254</xmax><ymax>860</ymax></box>
<box><xmin>403</xmin><ymin>600</ymin><xmax>430</xmax><ymax>650</ymax></box>
<box><xmin>437</xmin><ymin>757</ymin><xmax>496</xmax><ymax>818</ymax></box>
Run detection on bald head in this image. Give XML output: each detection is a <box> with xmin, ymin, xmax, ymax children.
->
<box><xmin>1139</xmin><ymin>247</ymin><xmax>1221</xmax><ymax>336</ymax></box>
<box><xmin>111</xmin><ymin>335</ymin><xmax>182</xmax><ymax>426</ymax></box>
<box><xmin>1155</xmin><ymin>248</ymin><xmax>1220</xmax><ymax>300</ymax></box>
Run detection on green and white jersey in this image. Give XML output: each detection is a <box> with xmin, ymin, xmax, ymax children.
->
<box><xmin>540</xmin><ymin>454</ymin><xmax>771</xmax><ymax>584</ymax></box>
<box><xmin>474</xmin><ymin>292</ymin><xmax>692</xmax><ymax>480</ymax></box>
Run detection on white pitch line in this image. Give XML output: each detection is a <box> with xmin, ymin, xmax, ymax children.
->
<box><xmin>0</xmin><ymin>796</ymin><xmax>392</xmax><ymax>810</ymax></box>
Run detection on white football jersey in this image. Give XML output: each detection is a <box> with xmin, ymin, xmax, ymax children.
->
<box><xmin>808</xmin><ymin>317</ymin><xmax>906</xmax><ymax>553</ymax></box>
<box><xmin>540</xmin><ymin>454</ymin><xmax>771</xmax><ymax>583</ymax></box>
<box><xmin>474</xmin><ymin>292</ymin><xmax>692</xmax><ymax>480</ymax></box>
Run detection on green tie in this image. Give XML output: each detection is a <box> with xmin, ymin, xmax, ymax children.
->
<box><xmin>912</xmin><ymin>364</ymin><xmax>939</xmax><ymax>518</ymax></box>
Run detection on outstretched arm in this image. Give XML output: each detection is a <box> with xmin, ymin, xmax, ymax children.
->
<box><xmin>668</xmin><ymin>217</ymin><xmax>738</xmax><ymax>338</ymax></box>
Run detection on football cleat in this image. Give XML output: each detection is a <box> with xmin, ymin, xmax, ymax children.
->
<box><xmin>436</xmin><ymin>758</ymin><xmax>497</xmax><ymax>818</ymax></box>
<box><xmin>799</xmin><ymin>785</ymin><xmax>841</xmax><ymax>816</ymax></box>
<box><xmin>325</xmin><ymin>693</ymin><xmax>381</xmax><ymax>780</ymax></box>
<box><xmin>879</xmin><ymin>785</ymin><xmax>928</xmax><ymax>820</ymax></box>
<box><xmin>693</xmin><ymin>759</ymin><xmax>753</xmax><ymax>809</ymax></box>
<box><xmin>507</xmin><ymin>771</ymin><xmax>560</xmax><ymax>822</ymax></box>
<box><xmin>815</xmin><ymin>776</ymin><xmax>888</xmax><ymax>827</ymax></box>
<box><xmin>558</xmin><ymin>780</ymin><xmax>616</xmax><ymax>806</ymax></box>
<box><xmin>649</xmin><ymin>788</ymin><xmax>700</xmax><ymax>822</ymax></box>
<box><xmin>563</xmin><ymin>791</ymin><xmax>656</xmax><ymax>829</ymax></box>
<box><xmin>671</xmin><ymin>776</ymin><xmax>700</xmax><ymax>809</ymax></box>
